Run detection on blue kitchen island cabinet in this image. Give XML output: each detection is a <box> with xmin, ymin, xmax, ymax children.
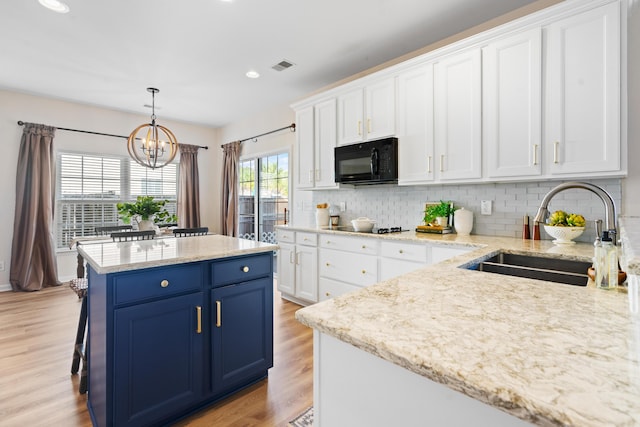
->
<box><xmin>79</xmin><ymin>236</ymin><xmax>276</xmax><ymax>427</ymax></box>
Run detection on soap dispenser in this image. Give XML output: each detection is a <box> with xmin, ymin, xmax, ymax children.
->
<box><xmin>597</xmin><ymin>231</ymin><xmax>618</xmax><ymax>290</ymax></box>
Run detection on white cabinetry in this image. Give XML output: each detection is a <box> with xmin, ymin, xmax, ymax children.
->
<box><xmin>379</xmin><ymin>241</ymin><xmax>429</xmax><ymax>281</ymax></box>
<box><xmin>337</xmin><ymin>78</ymin><xmax>396</xmax><ymax>145</ymax></box>
<box><xmin>434</xmin><ymin>48</ymin><xmax>482</xmax><ymax>181</ymax></box>
<box><xmin>397</xmin><ymin>64</ymin><xmax>435</xmax><ymax>185</ymax></box>
<box><xmin>295</xmin><ymin>100</ymin><xmax>338</xmax><ymax>190</ymax></box>
<box><xmin>544</xmin><ymin>1</ymin><xmax>620</xmax><ymax>175</ymax></box>
<box><xmin>484</xmin><ymin>28</ymin><xmax>542</xmax><ymax>178</ymax></box>
<box><xmin>277</xmin><ymin>230</ymin><xmax>318</xmax><ymax>303</ymax></box>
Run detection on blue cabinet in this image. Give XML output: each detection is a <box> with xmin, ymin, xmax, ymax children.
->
<box><xmin>87</xmin><ymin>252</ymin><xmax>274</xmax><ymax>427</ymax></box>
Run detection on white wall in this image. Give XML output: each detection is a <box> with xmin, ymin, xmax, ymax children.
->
<box><xmin>0</xmin><ymin>89</ymin><xmax>219</xmax><ymax>286</ymax></box>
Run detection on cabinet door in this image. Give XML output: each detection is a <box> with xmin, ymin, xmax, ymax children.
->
<box><xmin>295</xmin><ymin>244</ymin><xmax>318</xmax><ymax>302</ymax></box>
<box><xmin>314</xmin><ymin>99</ymin><xmax>339</xmax><ymax>188</ymax></box>
<box><xmin>365</xmin><ymin>78</ymin><xmax>396</xmax><ymax>140</ymax></box>
<box><xmin>296</xmin><ymin>106</ymin><xmax>315</xmax><ymax>189</ymax></box>
<box><xmin>337</xmin><ymin>88</ymin><xmax>364</xmax><ymax>145</ymax></box>
<box><xmin>434</xmin><ymin>49</ymin><xmax>482</xmax><ymax>181</ymax></box>
<box><xmin>544</xmin><ymin>2</ymin><xmax>620</xmax><ymax>174</ymax></box>
<box><xmin>113</xmin><ymin>292</ymin><xmax>204</xmax><ymax>427</ymax></box>
<box><xmin>211</xmin><ymin>277</ymin><xmax>273</xmax><ymax>393</ymax></box>
<box><xmin>484</xmin><ymin>28</ymin><xmax>542</xmax><ymax>178</ymax></box>
<box><xmin>277</xmin><ymin>242</ymin><xmax>296</xmax><ymax>296</ymax></box>
<box><xmin>397</xmin><ymin>64</ymin><xmax>434</xmax><ymax>185</ymax></box>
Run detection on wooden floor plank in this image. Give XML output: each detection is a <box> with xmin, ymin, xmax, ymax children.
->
<box><xmin>0</xmin><ymin>283</ymin><xmax>312</xmax><ymax>427</ymax></box>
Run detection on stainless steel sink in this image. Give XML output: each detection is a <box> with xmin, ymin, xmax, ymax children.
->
<box><xmin>467</xmin><ymin>252</ymin><xmax>591</xmax><ymax>286</ymax></box>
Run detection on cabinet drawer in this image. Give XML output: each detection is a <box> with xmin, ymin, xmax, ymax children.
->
<box><xmin>380</xmin><ymin>258</ymin><xmax>425</xmax><ymax>281</ymax></box>
<box><xmin>320</xmin><ymin>249</ymin><xmax>377</xmax><ymax>287</ymax></box>
<box><xmin>430</xmin><ymin>246</ymin><xmax>472</xmax><ymax>264</ymax></box>
<box><xmin>319</xmin><ymin>277</ymin><xmax>362</xmax><ymax>301</ymax></box>
<box><xmin>319</xmin><ymin>234</ymin><xmax>378</xmax><ymax>255</ymax></box>
<box><xmin>113</xmin><ymin>264</ymin><xmax>203</xmax><ymax>305</ymax></box>
<box><xmin>277</xmin><ymin>229</ymin><xmax>295</xmax><ymax>243</ymax></box>
<box><xmin>296</xmin><ymin>232</ymin><xmax>318</xmax><ymax>246</ymax></box>
<box><xmin>212</xmin><ymin>253</ymin><xmax>272</xmax><ymax>287</ymax></box>
<box><xmin>380</xmin><ymin>241</ymin><xmax>427</xmax><ymax>263</ymax></box>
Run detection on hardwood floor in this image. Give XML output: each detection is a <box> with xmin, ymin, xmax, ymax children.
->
<box><xmin>0</xmin><ymin>282</ymin><xmax>313</xmax><ymax>427</ymax></box>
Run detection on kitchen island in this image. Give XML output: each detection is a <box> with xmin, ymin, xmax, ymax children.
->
<box><xmin>296</xmin><ymin>218</ymin><xmax>640</xmax><ymax>426</ymax></box>
<box><xmin>78</xmin><ymin>234</ymin><xmax>277</xmax><ymax>427</ymax></box>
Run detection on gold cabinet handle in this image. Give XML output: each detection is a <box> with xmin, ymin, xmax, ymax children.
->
<box><xmin>315</xmin><ymin>169</ymin><xmax>320</xmax><ymax>181</ymax></box>
<box><xmin>358</xmin><ymin>120</ymin><xmax>362</xmax><ymax>136</ymax></box>
<box><xmin>427</xmin><ymin>155</ymin><xmax>432</xmax><ymax>173</ymax></box>
<box><xmin>242</xmin><ymin>266</ymin><xmax>249</xmax><ymax>273</ymax></box>
<box><xmin>289</xmin><ymin>252</ymin><xmax>295</xmax><ymax>264</ymax></box>
<box><xmin>325</xmin><ymin>262</ymin><xmax>330</xmax><ymax>267</ymax></box>
<box><xmin>361</xmin><ymin>270</ymin><xmax>366</xmax><ymax>274</ymax></box>
<box><xmin>215</xmin><ymin>301</ymin><xmax>221</xmax><ymax>327</ymax></box>
<box><xmin>325</xmin><ymin>292</ymin><xmax>331</xmax><ymax>297</ymax></box>
<box><xmin>367</xmin><ymin>118</ymin><xmax>371</xmax><ymax>133</ymax></box>
<box><xmin>160</xmin><ymin>279</ymin><xmax>169</xmax><ymax>288</ymax></box>
<box><xmin>533</xmin><ymin>144</ymin><xmax>539</xmax><ymax>166</ymax></box>
<box><xmin>399</xmin><ymin>249</ymin><xmax>404</xmax><ymax>254</ymax></box>
<box><xmin>553</xmin><ymin>141</ymin><xmax>559</xmax><ymax>164</ymax></box>
<box><xmin>308</xmin><ymin>170</ymin><xmax>314</xmax><ymax>183</ymax></box>
<box><xmin>196</xmin><ymin>306</ymin><xmax>202</xmax><ymax>334</ymax></box>
<box><xmin>440</xmin><ymin>154</ymin><xmax>444</xmax><ymax>172</ymax></box>
<box><xmin>361</xmin><ymin>245</ymin><xmax>366</xmax><ymax>249</ymax></box>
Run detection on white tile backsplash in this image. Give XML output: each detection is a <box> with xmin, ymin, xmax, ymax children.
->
<box><xmin>302</xmin><ymin>179</ymin><xmax>622</xmax><ymax>243</ymax></box>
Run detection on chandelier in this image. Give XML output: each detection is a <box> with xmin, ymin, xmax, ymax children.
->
<box><xmin>127</xmin><ymin>87</ymin><xmax>178</xmax><ymax>169</ymax></box>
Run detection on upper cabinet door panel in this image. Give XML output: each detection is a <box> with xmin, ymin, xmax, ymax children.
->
<box><xmin>337</xmin><ymin>88</ymin><xmax>364</xmax><ymax>145</ymax></box>
<box><xmin>314</xmin><ymin>99</ymin><xmax>339</xmax><ymax>189</ymax></box>
<box><xmin>434</xmin><ymin>48</ymin><xmax>482</xmax><ymax>181</ymax></box>
<box><xmin>544</xmin><ymin>1</ymin><xmax>620</xmax><ymax>174</ymax></box>
<box><xmin>295</xmin><ymin>106</ymin><xmax>315</xmax><ymax>189</ymax></box>
<box><xmin>484</xmin><ymin>27</ymin><xmax>542</xmax><ymax>178</ymax></box>
<box><xmin>365</xmin><ymin>78</ymin><xmax>396</xmax><ymax>140</ymax></box>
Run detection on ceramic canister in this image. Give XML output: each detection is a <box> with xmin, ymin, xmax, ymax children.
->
<box><xmin>454</xmin><ymin>208</ymin><xmax>473</xmax><ymax>235</ymax></box>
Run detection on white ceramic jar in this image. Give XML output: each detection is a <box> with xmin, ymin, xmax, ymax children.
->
<box><xmin>454</xmin><ymin>208</ymin><xmax>473</xmax><ymax>235</ymax></box>
<box><xmin>315</xmin><ymin>208</ymin><xmax>329</xmax><ymax>228</ymax></box>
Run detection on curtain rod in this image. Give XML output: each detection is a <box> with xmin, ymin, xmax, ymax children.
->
<box><xmin>221</xmin><ymin>123</ymin><xmax>296</xmax><ymax>148</ymax></box>
<box><xmin>16</xmin><ymin>121</ymin><xmax>209</xmax><ymax>149</ymax></box>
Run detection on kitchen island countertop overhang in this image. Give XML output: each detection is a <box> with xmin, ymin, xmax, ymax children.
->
<box><xmin>295</xmin><ymin>217</ymin><xmax>640</xmax><ymax>426</ymax></box>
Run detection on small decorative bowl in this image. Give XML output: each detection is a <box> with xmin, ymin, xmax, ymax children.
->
<box><xmin>543</xmin><ymin>225</ymin><xmax>585</xmax><ymax>244</ymax></box>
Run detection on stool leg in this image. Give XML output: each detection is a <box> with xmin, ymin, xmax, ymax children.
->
<box><xmin>79</xmin><ymin>332</ymin><xmax>88</xmax><ymax>394</ymax></box>
<box><xmin>71</xmin><ymin>296</ymin><xmax>87</xmax><ymax>374</ymax></box>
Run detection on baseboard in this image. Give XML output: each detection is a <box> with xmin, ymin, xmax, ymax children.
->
<box><xmin>0</xmin><ymin>283</ymin><xmax>12</xmax><ymax>292</ymax></box>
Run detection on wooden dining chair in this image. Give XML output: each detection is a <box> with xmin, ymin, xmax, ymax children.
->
<box><xmin>173</xmin><ymin>227</ymin><xmax>209</xmax><ymax>237</ymax></box>
<box><xmin>95</xmin><ymin>225</ymin><xmax>133</xmax><ymax>235</ymax></box>
<box><xmin>111</xmin><ymin>230</ymin><xmax>156</xmax><ymax>241</ymax></box>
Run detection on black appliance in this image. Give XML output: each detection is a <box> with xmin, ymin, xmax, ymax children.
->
<box><xmin>334</xmin><ymin>137</ymin><xmax>398</xmax><ymax>185</ymax></box>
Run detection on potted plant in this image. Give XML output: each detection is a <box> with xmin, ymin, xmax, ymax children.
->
<box><xmin>424</xmin><ymin>201</ymin><xmax>456</xmax><ymax>227</ymax></box>
<box><xmin>117</xmin><ymin>196</ymin><xmax>177</xmax><ymax>230</ymax></box>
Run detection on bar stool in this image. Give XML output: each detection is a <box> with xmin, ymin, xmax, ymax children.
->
<box><xmin>173</xmin><ymin>227</ymin><xmax>209</xmax><ymax>237</ymax></box>
<box><xmin>69</xmin><ymin>276</ymin><xmax>88</xmax><ymax>394</ymax></box>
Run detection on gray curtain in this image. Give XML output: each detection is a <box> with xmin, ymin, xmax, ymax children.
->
<box><xmin>178</xmin><ymin>143</ymin><xmax>200</xmax><ymax>228</ymax></box>
<box><xmin>221</xmin><ymin>141</ymin><xmax>241</xmax><ymax>236</ymax></box>
<box><xmin>10</xmin><ymin>123</ymin><xmax>61</xmax><ymax>291</ymax></box>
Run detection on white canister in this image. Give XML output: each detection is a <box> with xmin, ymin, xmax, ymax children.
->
<box><xmin>454</xmin><ymin>208</ymin><xmax>473</xmax><ymax>235</ymax></box>
<box><xmin>315</xmin><ymin>208</ymin><xmax>330</xmax><ymax>228</ymax></box>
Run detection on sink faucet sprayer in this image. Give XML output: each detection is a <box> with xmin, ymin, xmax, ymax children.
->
<box><xmin>533</xmin><ymin>181</ymin><xmax>617</xmax><ymax>244</ymax></box>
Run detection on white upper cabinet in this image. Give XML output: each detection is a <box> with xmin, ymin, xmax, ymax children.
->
<box><xmin>434</xmin><ymin>48</ymin><xmax>482</xmax><ymax>181</ymax></box>
<box><xmin>337</xmin><ymin>78</ymin><xmax>396</xmax><ymax>145</ymax></box>
<box><xmin>295</xmin><ymin>106</ymin><xmax>315</xmax><ymax>189</ymax></box>
<box><xmin>484</xmin><ymin>27</ymin><xmax>542</xmax><ymax>178</ymax></box>
<box><xmin>544</xmin><ymin>1</ymin><xmax>620</xmax><ymax>175</ymax></box>
<box><xmin>314</xmin><ymin>99</ymin><xmax>339</xmax><ymax>189</ymax></box>
<box><xmin>397</xmin><ymin>64</ymin><xmax>434</xmax><ymax>185</ymax></box>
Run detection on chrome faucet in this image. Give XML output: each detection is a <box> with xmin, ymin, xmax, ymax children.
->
<box><xmin>533</xmin><ymin>181</ymin><xmax>617</xmax><ymax>243</ymax></box>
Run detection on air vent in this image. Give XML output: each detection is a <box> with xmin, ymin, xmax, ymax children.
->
<box><xmin>272</xmin><ymin>59</ymin><xmax>295</xmax><ymax>71</ymax></box>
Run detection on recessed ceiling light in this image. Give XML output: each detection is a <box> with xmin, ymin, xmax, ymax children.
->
<box><xmin>38</xmin><ymin>0</ymin><xmax>70</xmax><ymax>13</ymax></box>
<box><xmin>246</xmin><ymin>70</ymin><xmax>260</xmax><ymax>79</ymax></box>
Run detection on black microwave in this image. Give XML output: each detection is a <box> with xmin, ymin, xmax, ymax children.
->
<box><xmin>334</xmin><ymin>137</ymin><xmax>398</xmax><ymax>184</ymax></box>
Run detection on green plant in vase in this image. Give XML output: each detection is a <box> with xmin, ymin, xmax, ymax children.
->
<box><xmin>117</xmin><ymin>196</ymin><xmax>177</xmax><ymax>230</ymax></box>
<box><xmin>423</xmin><ymin>200</ymin><xmax>457</xmax><ymax>227</ymax></box>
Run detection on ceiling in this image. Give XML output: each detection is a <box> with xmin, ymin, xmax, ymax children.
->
<box><xmin>0</xmin><ymin>0</ymin><xmax>540</xmax><ymax>128</ymax></box>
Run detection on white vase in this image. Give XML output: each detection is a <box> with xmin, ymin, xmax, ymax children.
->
<box><xmin>137</xmin><ymin>219</ymin><xmax>154</xmax><ymax>231</ymax></box>
<box><xmin>435</xmin><ymin>216</ymin><xmax>448</xmax><ymax>227</ymax></box>
<box><xmin>454</xmin><ymin>208</ymin><xmax>473</xmax><ymax>235</ymax></box>
<box><xmin>315</xmin><ymin>208</ymin><xmax>329</xmax><ymax>228</ymax></box>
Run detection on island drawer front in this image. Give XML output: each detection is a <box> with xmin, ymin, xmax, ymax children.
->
<box><xmin>319</xmin><ymin>234</ymin><xmax>378</xmax><ymax>256</ymax></box>
<box><xmin>277</xmin><ymin>229</ymin><xmax>295</xmax><ymax>243</ymax></box>
<box><xmin>320</xmin><ymin>249</ymin><xmax>377</xmax><ymax>287</ymax></box>
<box><xmin>380</xmin><ymin>241</ymin><xmax>428</xmax><ymax>263</ymax></box>
<box><xmin>211</xmin><ymin>253</ymin><xmax>272</xmax><ymax>287</ymax></box>
<box><xmin>296</xmin><ymin>231</ymin><xmax>318</xmax><ymax>246</ymax></box>
<box><xmin>113</xmin><ymin>264</ymin><xmax>203</xmax><ymax>305</ymax></box>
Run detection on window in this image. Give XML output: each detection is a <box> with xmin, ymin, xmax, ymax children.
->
<box><xmin>55</xmin><ymin>152</ymin><xmax>177</xmax><ymax>248</ymax></box>
<box><xmin>238</xmin><ymin>152</ymin><xmax>289</xmax><ymax>244</ymax></box>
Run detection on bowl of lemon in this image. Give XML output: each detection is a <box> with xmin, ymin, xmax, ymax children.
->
<box><xmin>543</xmin><ymin>210</ymin><xmax>586</xmax><ymax>244</ymax></box>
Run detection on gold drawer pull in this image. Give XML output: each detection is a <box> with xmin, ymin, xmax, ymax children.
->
<box><xmin>399</xmin><ymin>249</ymin><xmax>404</xmax><ymax>254</ymax></box>
<box><xmin>361</xmin><ymin>270</ymin><xmax>366</xmax><ymax>274</ymax></box>
<box><xmin>160</xmin><ymin>279</ymin><xmax>169</xmax><ymax>288</ymax></box>
<box><xmin>196</xmin><ymin>306</ymin><xmax>202</xmax><ymax>334</ymax></box>
<box><xmin>361</xmin><ymin>245</ymin><xmax>366</xmax><ymax>249</ymax></box>
<box><xmin>326</xmin><ymin>262</ymin><xmax>330</xmax><ymax>267</ymax></box>
<box><xmin>325</xmin><ymin>292</ymin><xmax>331</xmax><ymax>297</ymax></box>
<box><xmin>215</xmin><ymin>301</ymin><xmax>221</xmax><ymax>327</ymax></box>
<box><xmin>242</xmin><ymin>266</ymin><xmax>249</xmax><ymax>273</ymax></box>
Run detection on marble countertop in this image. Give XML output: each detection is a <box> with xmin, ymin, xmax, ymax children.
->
<box><xmin>77</xmin><ymin>234</ymin><xmax>277</xmax><ymax>274</ymax></box>
<box><xmin>295</xmin><ymin>218</ymin><xmax>640</xmax><ymax>426</ymax></box>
